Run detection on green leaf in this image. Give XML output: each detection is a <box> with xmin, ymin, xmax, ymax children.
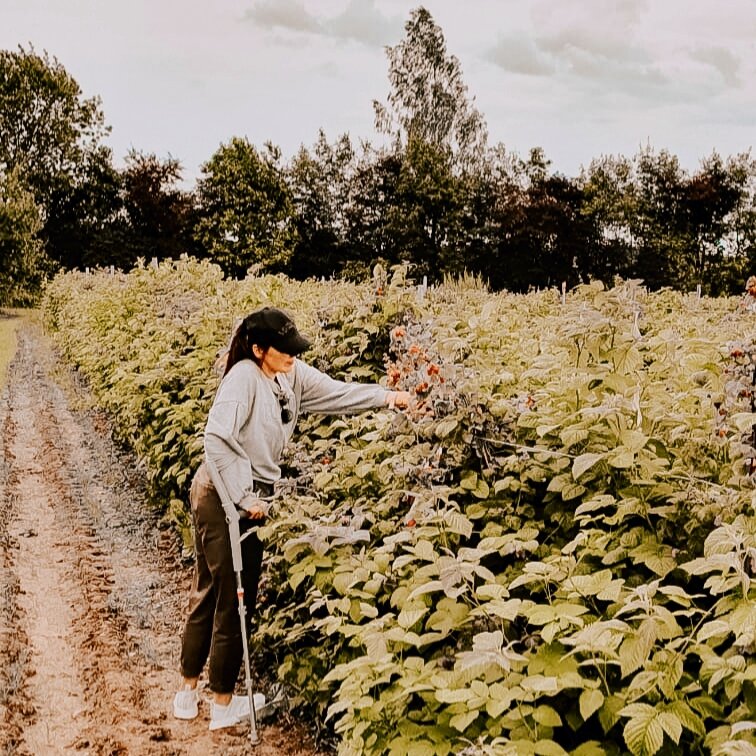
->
<box><xmin>608</xmin><ymin>447</ymin><xmax>635</xmax><ymax>468</ymax></box>
<box><xmin>657</xmin><ymin>711</ymin><xmax>682</xmax><ymax>745</ymax></box>
<box><xmin>435</xmin><ymin>417</ymin><xmax>458</xmax><ymax>437</ymax></box>
<box><xmin>562</xmin><ymin>483</ymin><xmax>587</xmax><ymax>501</ymax></box>
<box><xmin>434</xmin><ymin>688</ymin><xmax>472</xmax><ymax>704</ymax></box>
<box><xmin>447</xmin><ymin>511</ymin><xmax>473</xmax><ymax>538</ymax></box>
<box><xmin>560</xmin><ymin>427</ymin><xmax>590</xmax><ymax>448</ymax></box>
<box><xmin>473</xmin><ymin>478</ymin><xmax>490</xmax><ymax>499</ymax></box>
<box><xmin>427</xmin><ymin>599</ymin><xmax>470</xmax><ymax>634</ymax></box>
<box><xmin>449</xmin><ymin>709</ymin><xmax>478</xmax><ymax>732</ymax></box>
<box><xmin>620</xmin><ymin>429</ymin><xmax>648</xmax><ymax>452</ymax></box>
<box><xmin>533</xmin><ymin>705</ymin><xmax>562</xmax><ymax>727</ymax></box>
<box><xmin>533</xmin><ymin>740</ymin><xmax>569</xmax><ymax>755</ymax></box>
<box><xmin>621</xmin><ymin>703</ymin><xmax>665</xmax><ymax>756</ymax></box>
<box><xmin>460</xmin><ymin>470</ymin><xmax>478</xmax><ymax>490</ymax></box>
<box><xmin>415</xmin><ymin>539</ymin><xmax>436</xmax><ymax>562</ymax></box>
<box><xmin>599</xmin><ymin>694</ymin><xmax>626</xmax><ymax>734</ymax></box>
<box><xmin>666</xmin><ymin>700</ymin><xmax>705</xmax><ymax>736</ymax></box>
<box><xmin>398</xmin><ymin>605</ymin><xmax>428</xmax><ymax>629</ymax></box>
<box><xmin>474</xmin><ymin>597</ymin><xmax>524</xmax><ymax>622</ymax></box>
<box><xmin>521</xmin><ymin>675</ymin><xmax>560</xmax><ymax>694</ymax></box>
<box><xmin>573</xmin><ymin>452</ymin><xmax>605</xmax><ymax>480</ymax></box>
<box><xmin>620</xmin><ymin>619</ymin><xmax>657</xmax><ymax>678</ymax></box>
<box><xmin>570</xmin><ymin>743</ymin><xmax>610</xmax><ymax>756</ymax></box>
<box><xmin>388</xmin><ymin>738</ymin><xmax>435</xmax><ymax>756</ymax></box>
<box><xmin>574</xmin><ymin>495</ymin><xmax>616</xmax><ymax>517</ymax></box>
<box><xmin>628</xmin><ymin>540</ymin><xmax>678</xmax><ymax>577</ymax></box>
<box><xmin>563</xmin><ymin>569</ymin><xmax>614</xmax><ymax>597</ymax></box>
<box><xmin>580</xmin><ymin>689</ymin><xmax>605</xmax><ymax>721</ymax></box>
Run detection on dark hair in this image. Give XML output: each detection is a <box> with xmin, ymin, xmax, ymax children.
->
<box><xmin>223</xmin><ymin>315</ymin><xmax>270</xmax><ymax>376</ymax></box>
<box><xmin>223</xmin><ymin>307</ymin><xmax>311</xmax><ymax>377</ymax></box>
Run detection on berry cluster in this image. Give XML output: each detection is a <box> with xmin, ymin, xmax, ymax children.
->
<box><xmin>385</xmin><ymin>319</ymin><xmax>461</xmax><ymax>421</ymax></box>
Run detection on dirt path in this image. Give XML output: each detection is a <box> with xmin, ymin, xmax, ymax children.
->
<box><xmin>0</xmin><ymin>321</ymin><xmax>320</xmax><ymax>755</ymax></box>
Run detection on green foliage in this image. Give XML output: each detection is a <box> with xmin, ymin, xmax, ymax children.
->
<box><xmin>113</xmin><ymin>150</ymin><xmax>199</xmax><ymax>266</ymax></box>
<box><xmin>195</xmin><ymin>138</ymin><xmax>295</xmax><ymax>277</ymax></box>
<box><xmin>0</xmin><ymin>310</ymin><xmax>20</xmax><ymax>390</ymax></box>
<box><xmin>0</xmin><ymin>45</ymin><xmax>117</xmax><ymax>273</ymax></box>
<box><xmin>43</xmin><ymin>263</ymin><xmax>756</xmax><ymax>754</ymax></box>
<box><xmin>0</xmin><ymin>45</ymin><xmax>108</xmax><ymax>206</ymax></box>
<box><xmin>0</xmin><ymin>168</ymin><xmax>52</xmax><ymax>305</ymax></box>
<box><xmin>373</xmin><ymin>6</ymin><xmax>487</xmax><ymax>168</ymax></box>
<box><xmin>287</xmin><ymin>131</ymin><xmax>356</xmax><ymax>279</ymax></box>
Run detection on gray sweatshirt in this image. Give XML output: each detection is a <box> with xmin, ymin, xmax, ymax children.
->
<box><xmin>204</xmin><ymin>358</ymin><xmax>388</xmax><ymax>504</ymax></box>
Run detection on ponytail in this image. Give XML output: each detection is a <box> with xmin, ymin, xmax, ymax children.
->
<box><xmin>223</xmin><ymin>326</ymin><xmax>250</xmax><ymax>377</ymax></box>
<box><xmin>223</xmin><ymin>315</ymin><xmax>271</xmax><ymax>377</ymax></box>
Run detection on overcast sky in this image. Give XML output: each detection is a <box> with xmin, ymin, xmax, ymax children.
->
<box><xmin>3</xmin><ymin>0</ymin><xmax>755</xmax><ymax>185</ymax></box>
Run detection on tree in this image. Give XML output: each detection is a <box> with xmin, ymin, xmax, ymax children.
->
<box><xmin>677</xmin><ymin>153</ymin><xmax>751</xmax><ymax>294</ymax></box>
<box><xmin>627</xmin><ymin>147</ymin><xmax>686</xmax><ymax>289</ymax></box>
<box><xmin>579</xmin><ymin>154</ymin><xmax>637</xmax><ymax>284</ymax></box>
<box><xmin>194</xmin><ymin>138</ymin><xmax>295</xmax><ymax>277</ymax></box>
<box><xmin>116</xmin><ymin>150</ymin><xmax>200</xmax><ymax>266</ymax></box>
<box><xmin>0</xmin><ymin>46</ymin><xmax>116</xmax><ymax>273</ymax></box>
<box><xmin>42</xmin><ymin>144</ymin><xmax>122</xmax><ymax>270</ymax></box>
<box><xmin>0</xmin><ymin>168</ymin><xmax>52</xmax><ymax>305</ymax></box>
<box><xmin>287</xmin><ymin>131</ymin><xmax>356</xmax><ymax>279</ymax></box>
<box><xmin>0</xmin><ymin>46</ymin><xmax>109</xmax><ymax>209</ymax></box>
<box><xmin>373</xmin><ymin>6</ymin><xmax>487</xmax><ymax>169</ymax></box>
<box><xmin>342</xmin><ymin>146</ymin><xmax>405</xmax><ymax>277</ymax></box>
<box><xmin>723</xmin><ymin>152</ymin><xmax>756</xmax><ymax>287</ymax></box>
<box><xmin>384</xmin><ymin>136</ymin><xmax>462</xmax><ymax>279</ymax></box>
<box><xmin>491</xmin><ymin>152</ymin><xmax>591</xmax><ymax>291</ymax></box>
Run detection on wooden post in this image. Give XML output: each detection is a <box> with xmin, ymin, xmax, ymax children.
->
<box><xmin>561</xmin><ymin>281</ymin><xmax>567</xmax><ymax>306</ymax></box>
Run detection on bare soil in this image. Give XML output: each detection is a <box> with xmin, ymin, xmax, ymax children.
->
<box><xmin>0</xmin><ymin>322</ymin><xmax>322</xmax><ymax>755</ymax></box>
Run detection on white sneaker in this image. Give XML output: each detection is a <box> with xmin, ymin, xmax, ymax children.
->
<box><xmin>173</xmin><ymin>687</ymin><xmax>199</xmax><ymax>719</ymax></box>
<box><xmin>209</xmin><ymin>693</ymin><xmax>266</xmax><ymax>731</ymax></box>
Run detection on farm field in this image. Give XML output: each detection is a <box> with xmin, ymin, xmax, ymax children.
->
<box><xmin>0</xmin><ymin>320</ymin><xmax>320</xmax><ymax>755</ymax></box>
<box><xmin>27</xmin><ymin>259</ymin><xmax>756</xmax><ymax>754</ymax></box>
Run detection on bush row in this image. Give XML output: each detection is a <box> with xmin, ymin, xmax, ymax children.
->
<box><xmin>43</xmin><ymin>260</ymin><xmax>756</xmax><ymax>755</ymax></box>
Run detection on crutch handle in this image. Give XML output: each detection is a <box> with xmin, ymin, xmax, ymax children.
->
<box><xmin>204</xmin><ymin>459</ymin><xmax>245</xmax><ymax>571</ymax></box>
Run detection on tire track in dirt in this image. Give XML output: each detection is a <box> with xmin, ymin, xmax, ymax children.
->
<box><xmin>0</xmin><ymin>383</ymin><xmax>36</xmax><ymax>756</ymax></box>
<box><xmin>0</xmin><ymin>322</ymin><xmax>323</xmax><ymax>755</ymax></box>
<box><xmin>7</xmin><ymin>361</ymin><xmax>89</xmax><ymax>753</ymax></box>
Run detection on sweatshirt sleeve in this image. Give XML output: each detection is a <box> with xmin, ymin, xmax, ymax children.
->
<box><xmin>204</xmin><ymin>367</ymin><xmax>255</xmax><ymax>505</ymax></box>
<box><xmin>296</xmin><ymin>360</ymin><xmax>388</xmax><ymax>415</ymax></box>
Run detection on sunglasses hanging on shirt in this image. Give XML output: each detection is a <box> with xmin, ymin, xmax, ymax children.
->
<box><xmin>274</xmin><ymin>378</ymin><xmax>293</xmax><ymax>424</ymax></box>
<box><xmin>278</xmin><ymin>394</ymin><xmax>293</xmax><ymax>424</ymax></box>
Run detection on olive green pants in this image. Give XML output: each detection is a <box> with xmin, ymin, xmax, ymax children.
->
<box><xmin>179</xmin><ymin>463</ymin><xmax>270</xmax><ymax>694</ymax></box>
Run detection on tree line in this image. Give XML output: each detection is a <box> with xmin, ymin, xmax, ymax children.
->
<box><xmin>2</xmin><ymin>8</ymin><xmax>755</xmax><ymax>305</ymax></box>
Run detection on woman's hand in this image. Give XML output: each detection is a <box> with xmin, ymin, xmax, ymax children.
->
<box><xmin>239</xmin><ymin>494</ymin><xmax>268</xmax><ymax>519</ymax></box>
<box><xmin>386</xmin><ymin>391</ymin><xmax>412</xmax><ymax>410</ymax></box>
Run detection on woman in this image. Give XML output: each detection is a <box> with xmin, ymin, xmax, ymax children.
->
<box><xmin>173</xmin><ymin>306</ymin><xmax>410</xmax><ymax>731</ymax></box>
<box><xmin>742</xmin><ymin>275</ymin><xmax>756</xmax><ymax>313</ymax></box>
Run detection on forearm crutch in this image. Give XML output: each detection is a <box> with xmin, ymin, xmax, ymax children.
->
<box><xmin>205</xmin><ymin>458</ymin><xmax>260</xmax><ymax>746</ymax></box>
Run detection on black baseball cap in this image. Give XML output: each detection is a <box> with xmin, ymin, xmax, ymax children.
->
<box><xmin>244</xmin><ymin>307</ymin><xmax>312</xmax><ymax>356</ymax></box>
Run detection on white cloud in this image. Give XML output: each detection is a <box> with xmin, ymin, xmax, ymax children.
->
<box><xmin>244</xmin><ymin>0</ymin><xmax>403</xmax><ymax>47</ymax></box>
<box><xmin>485</xmin><ymin>36</ymin><xmax>556</xmax><ymax>76</ymax></box>
<box><xmin>328</xmin><ymin>0</ymin><xmax>403</xmax><ymax>47</ymax></box>
<box><xmin>243</xmin><ymin>0</ymin><xmax>321</xmax><ymax>34</ymax></box>
<box><xmin>689</xmin><ymin>46</ymin><xmax>741</xmax><ymax>87</ymax></box>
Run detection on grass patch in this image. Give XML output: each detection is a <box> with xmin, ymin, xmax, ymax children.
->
<box><xmin>0</xmin><ymin>309</ymin><xmax>22</xmax><ymax>391</ymax></box>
